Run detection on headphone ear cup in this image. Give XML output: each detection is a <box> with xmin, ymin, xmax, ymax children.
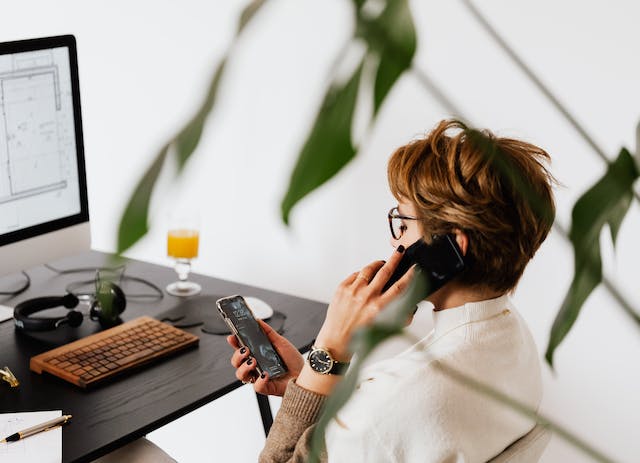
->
<box><xmin>110</xmin><ymin>282</ymin><xmax>126</xmax><ymax>314</ymax></box>
<box><xmin>66</xmin><ymin>310</ymin><xmax>84</xmax><ymax>328</ymax></box>
<box><xmin>62</xmin><ymin>293</ymin><xmax>79</xmax><ymax>308</ymax></box>
<box><xmin>93</xmin><ymin>281</ymin><xmax>126</xmax><ymax>327</ymax></box>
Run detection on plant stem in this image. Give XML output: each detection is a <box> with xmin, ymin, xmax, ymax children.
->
<box><xmin>408</xmin><ymin>67</ymin><xmax>469</xmax><ymax>124</ymax></box>
<box><xmin>459</xmin><ymin>0</ymin><xmax>640</xmax><ymax>206</ymax></box>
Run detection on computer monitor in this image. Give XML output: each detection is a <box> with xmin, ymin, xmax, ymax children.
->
<box><xmin>0</xmin><ymin>35</ymin><xmax>90</xmax><ymax>278</ymax></box>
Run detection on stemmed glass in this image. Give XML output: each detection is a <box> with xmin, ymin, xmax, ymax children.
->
<box><xmin>166</xmin><ymin>212</ymin><xmax>201</xmax><ymax>297</ymax></box>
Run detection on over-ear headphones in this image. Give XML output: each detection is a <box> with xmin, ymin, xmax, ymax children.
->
<box><xmin>14</xmin><ymin>281</ymin><xmax>126</xmax><ymax>332</ymax></box>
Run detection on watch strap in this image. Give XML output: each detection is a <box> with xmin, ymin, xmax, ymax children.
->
<box><xmin>328</xmin><ymin>360</ymin><xmax>349</xmax><ymax>375</ymax></box>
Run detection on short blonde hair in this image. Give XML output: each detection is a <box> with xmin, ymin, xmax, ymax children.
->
<box><xmin>387</xmin><ymin>120</ymin><xmax>555</xmax><ymax>292</ymax></box>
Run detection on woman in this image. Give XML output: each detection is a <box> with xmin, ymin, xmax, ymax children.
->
<box><xmin>229</xmin><ymin>119</ymin><xmax>555</xmax><ymax>462</ymax></box>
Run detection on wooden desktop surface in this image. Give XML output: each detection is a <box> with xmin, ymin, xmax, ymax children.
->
<box><xmin>0</xmin><ymin>251</ymin><xmax>327</xmax><ymax>463</ymax></box>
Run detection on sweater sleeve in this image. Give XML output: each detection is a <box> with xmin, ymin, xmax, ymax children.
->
<box><xmin>259</xmin><ymin>380</ymin><xmax>328</xmax><ymax>463</ymax></box>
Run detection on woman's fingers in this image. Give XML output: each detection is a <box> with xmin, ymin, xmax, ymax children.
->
<box><xmin>253</xmin><ymin>371</ymin><xmax>269</xmax><ymax>390</ymax></box>
<box><xmin>369</xmin><ymin>246</ymin><xmax>406</xmax><ymax>293</ymax></box>
<box><xmin>378</xmin><ymin>264</ymin><xmax>416</xmax><ymax>307</ymax></box>
<box><xmin>226</xmin><ymin>335</ymin><xmax>240</xmax><ymax>349</ymax></box>
<box><xmin>230</xmin><ymin>345</ymin><xmax>250</xmax><ymax>368</ymax></box>
<box><xmin>257</xmin><ymin>319</ymin><xmax>290</xmax><ymax>352</ymax></box>
<box><xmin>349</xmin><ymin>260</ymin><xmax>384</xmax><ymax>288</ymax></box>
<box><xmin>341</xmin><ymin>271</ymin><xmax>359</xmax><ymax>287</ymax></box>
<box><xmin>257</xmin><ymin>319</ymin><xmax>282</xmax><ymax>344</ymax></box>
<box><xmin>353</xmin><ymin>260</ymin><xmax>386</xmax><ymax>287</ymax></box>
<box><xmin>235</xmin><ymin>356</ymin><xmax>258</xmax><ymax>382</ymax></box>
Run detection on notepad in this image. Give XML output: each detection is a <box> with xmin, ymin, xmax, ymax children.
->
<box><xmin>0</xmin><ymin>410</ymin><xmax>62</xmax><ymax>463</ymax></box>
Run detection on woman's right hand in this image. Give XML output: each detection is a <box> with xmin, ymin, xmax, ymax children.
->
<box><xmin>227</xmin><ymin>319</ymin><xmax>305</xmax><ymax>397</ymax></box>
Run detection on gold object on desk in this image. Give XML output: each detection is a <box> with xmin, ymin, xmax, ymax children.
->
<box><xmin>0</xmin><ymin>366</ymin><xmax>19</xmax><ymax>387</ymax></box>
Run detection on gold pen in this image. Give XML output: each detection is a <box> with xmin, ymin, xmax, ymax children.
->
<box><xmin>0</xmin><ymin>415</ymin><xmax>72</xmax><ymax>443</ymax></box>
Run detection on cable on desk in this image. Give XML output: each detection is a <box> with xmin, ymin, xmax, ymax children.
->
<box><xmin>45</xmin><ymin>264</ymin><xmax>164</xmax><ymax>301</ymax></box>
<box><xmin>117</xmin><ymin>274</ymin><xmax>164</xmax><ymax>301</ymax></box>
<box><xmin>65</xmin><ymin>277</ymin><xmax>163</xmax><ymax>302</ymax></box>
<box><xmin>44</xmin><ymin>263</ymin><xmax>126</xmax><ymax>274</ymax></box>
<box><xmin>0</xmin><ymin>271</ymin><xmax>31</xmax><ymax>297</ymax></box>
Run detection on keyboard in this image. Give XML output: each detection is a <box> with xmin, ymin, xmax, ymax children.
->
<box><xmin>30</xmin><ymin>316</ymin><xmax>199</xmax><ymax>388</ymax></box>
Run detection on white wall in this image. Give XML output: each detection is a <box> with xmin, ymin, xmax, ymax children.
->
<box><xmin>2</xmin><ymin>1</ymin><xmax>639</xmax><ymax>461</ymax></box>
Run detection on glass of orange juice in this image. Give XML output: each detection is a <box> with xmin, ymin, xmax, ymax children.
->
<box><xmin>166</xmin><ymin>212</ymin><xmax>201</xmax><ymax>296</ymax></box>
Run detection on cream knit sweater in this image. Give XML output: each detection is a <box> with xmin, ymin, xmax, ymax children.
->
<box><xmin>260</xmin><ymin>294</ymin><xmax>542</xmax><ymax>463</ymax></box>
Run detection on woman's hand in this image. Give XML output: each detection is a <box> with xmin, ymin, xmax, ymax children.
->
<box><xmin>294</xmin><ymin>246</ymin><xmax>414</xmax><ymax>396</ymax></box>
<box><xmin>314</xmin><ymin>246</ymin><xmax>414</xmax><ymax>362</ymax></box>
<box><xmin>227</xmin><ymin>319</ymin><xmax>304</xmax><ymax>397</ymax></box>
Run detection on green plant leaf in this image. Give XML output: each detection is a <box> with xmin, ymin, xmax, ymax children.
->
<box><xmin>238</xmin><ymin>0</ymin><xmax>266</xmax><ymax>33</ymax></box>
<box><xmin>117</xmin><ymin>60</ymin><xmax>226</xmax><ymax>254</ymax></box>
<box><xmin>174</xmin><ymin>58</ymin><xmax>228</xmax><ymax>169</ymax></box>
<box><xmin>117</xmin><ymin>146</ymin><xmax>169</xmax><ymax>252</ymax></box>
<box><xmin>545</xmin><ymin>148</ymin><xmax>639</xmax><ymax>367</ymax></box>
<box><xmin>357</xmin><ymin>0</ymin><xmax>416</xmax><ymax>114</ymax></box>
<box><xmin>635</xmin><ymin>119</ymin><xmax>640</xmax><ymax>174</ymax></box>
<box><xmin>280</xmin><ymin>61</ymin><xmax>364</xmax><ymax>225</ymax></box>
<box><xmin>545</xmin><ymin>244</ymin><xmax>602</xmax><ymax>368</ymax></box>
<box><xmin>281</xmin><ymin>0</ymin><xmax>417</xmax><ymax>224</ymax></box>
<box><xmin>117</xmin><ymin>1</ymin><xmax>265</xmax><ymax>253</ymax></box>
<box><xmin>607</xmin><ymin>186</ymin><xmax>633</xmax><ymax>244</ymax></box>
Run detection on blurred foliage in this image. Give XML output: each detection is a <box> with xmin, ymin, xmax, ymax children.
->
<box><xmin>457</xmin><ymin>0</ymin><xmax>640</xmax><ymax>366</ymax></box>
<box><xmin>280</xmin><ymin>62</ymin><xmax>364</xmax><ymax>226</ymax></box>
<box><xmin>117</xmin><ymin>0</ymin><xmax>263</xmax><ymax>252</ymax></box>
<box><xmin>546</xmin><ymin>148</ymin><xmax>639</xmax><ymax>366</ymax></box>
<box><xmin>281</xmin><ymin>0</ymin><xmax>416</xmax><ymax>223</ymax></box>
<box><xmin>117</xmin><ymin>1</ymin><xmax>638</xmax><ymax>461</ymax></box>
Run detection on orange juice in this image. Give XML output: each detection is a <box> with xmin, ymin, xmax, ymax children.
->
<box><xmin>167</xmin><ymin>229</ymin><xmax>199</xmax><ymax>259</ymax></box>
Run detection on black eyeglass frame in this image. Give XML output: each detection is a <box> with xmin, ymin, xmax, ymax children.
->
<box><xmin>387</xmin><ymin>206</ymin><xmax>421</xmax><ymax>240</ymax></box>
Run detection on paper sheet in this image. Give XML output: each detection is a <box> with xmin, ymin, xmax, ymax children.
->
<box><xmin>0</xmin><ymin>410</ymin><xmax>62</xmax><ymax>463</ymax></box>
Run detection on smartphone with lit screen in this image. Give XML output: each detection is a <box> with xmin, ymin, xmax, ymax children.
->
<box><xmin>382</xmin><ymin>235</ymin><xmax>466</xmax><ymax>295</ymax></box>
<box><xmin>217</xmin><ymin>295</ymin><xmax>287</xmax><ymax>379</ymax></box>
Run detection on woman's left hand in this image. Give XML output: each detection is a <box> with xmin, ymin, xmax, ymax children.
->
<box><xmin>227</xmin><ymin>319</ymin><xmax>304</xmax><ymax>397</ymax></box>
<box><xmin>314</xmin><ymin>246</ymin><xmax>414</xmax><ymax>362</ymax></box>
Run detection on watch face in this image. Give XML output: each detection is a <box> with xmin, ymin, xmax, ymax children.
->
<box><xmin>309</xmin><ymin>349</ymin><xmax>332</xmax><ymax>374</ymax></box>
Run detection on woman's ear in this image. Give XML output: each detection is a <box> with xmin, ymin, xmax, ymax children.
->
<box><xmin>452</xmin><ymin>229</ymin><xmax>468</xmax><ymax>255</ymax></box>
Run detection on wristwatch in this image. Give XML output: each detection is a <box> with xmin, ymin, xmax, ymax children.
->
<box><xmin>307</xmin><ymin>346</ymin><xmax>350</xmax><ymax>375</ymax></box>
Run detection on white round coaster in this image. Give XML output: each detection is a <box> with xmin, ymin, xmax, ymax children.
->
<box><xmin>244</xmin><ymin>296</ymin><xmax>274</xmax><ymax>320</ymax></box>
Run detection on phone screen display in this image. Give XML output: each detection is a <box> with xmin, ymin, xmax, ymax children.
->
<box><xmin>217</xmin><ymin>295</ymin><xmax>287</xmax><ymax>379</ymax></box>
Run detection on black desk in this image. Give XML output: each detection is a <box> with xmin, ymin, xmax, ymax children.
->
<box><xmin>0</xmin><ymin>251</ymin><xmax>327</xmax><ymax>462</ymax></box>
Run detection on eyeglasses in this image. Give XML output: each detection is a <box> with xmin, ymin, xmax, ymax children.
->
<box><xmin>387</xmin><ymin>206</ymin><xmax>420</xmax><ymax>240</ymax></box>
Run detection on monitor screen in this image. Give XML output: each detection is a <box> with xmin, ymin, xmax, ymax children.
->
<box><xmin>0</xmin><ymin>36</ymin><xmax>88</xmax><ymax>252</ymax></box>
<box><xmin>0</xmin><ymin>36</ymin><xmax>88</xmax><ymax>250</ymax></box>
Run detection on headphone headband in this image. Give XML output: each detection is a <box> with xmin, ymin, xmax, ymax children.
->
<box><xmin>14</xmin><ymin>294</ymin><xmax>81</xmax><ymax>331</ymax></box>
<box><xmin>14</xmin><ymin>282</ymin><xmax>126</xmax><ymax>332</ymax></box>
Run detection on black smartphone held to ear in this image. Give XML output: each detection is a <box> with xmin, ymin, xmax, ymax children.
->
<box><xmin>217</xmin><ymin>295</ymin><xmax>288</xmax><ymax>379</ymax></box>
<box><xmin>382</xmin><ymin>235</ymin><xmax>466</xmax><ymax>295</ymax></box>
